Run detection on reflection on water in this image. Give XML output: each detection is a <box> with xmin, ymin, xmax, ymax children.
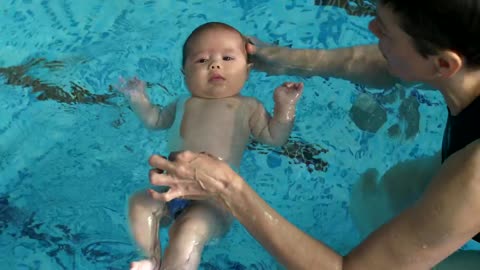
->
<box><xmin>0</xmin><ymin>58</ymin><xmax>113</xmax><ymax>104</ymax></box>
<box><xmin>315</xmin><ymin>0</ymin><xmax>376</xmax><ymax>16</ymax></box>
<box><xmin>249</xmin><ymin>136</ymin><xmax>329</xmax><ymax>173</ymax></box>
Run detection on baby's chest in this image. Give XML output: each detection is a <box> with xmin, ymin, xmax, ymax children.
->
<box><xmin>181</xmin><ymin>102</ymin><xmax>250</xmax><ymax>133</ymax></box>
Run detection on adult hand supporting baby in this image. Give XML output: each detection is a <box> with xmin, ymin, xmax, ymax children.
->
<box><xmin>148</xmin><ymin>151</ymin><xmax>343</xmax><ymax>270</ymax></box>
<box><xmin>148</xmin><ymin>152</ymin><xmax>242</xmax><ymax>209</ymax></box>
<box><xmin>244</xmin><ymin>36</ymin><xmax>289</xmax><ymax>75</ymax></box>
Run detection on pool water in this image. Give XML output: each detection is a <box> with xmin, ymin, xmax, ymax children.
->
<box><xmin>1</xmin><ymin>0</ymin><xmax>475</xmax><ymax>269</ymax></box>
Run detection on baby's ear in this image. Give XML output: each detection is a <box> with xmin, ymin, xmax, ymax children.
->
<box><xmin>247</xmin><ymin>62</ymin><xmax>253</xmax><ymax>71</ymax></box>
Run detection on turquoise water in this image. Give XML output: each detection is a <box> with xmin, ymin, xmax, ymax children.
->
<box><xmin>0</xmin><ymin>0</ymin><xmax>466</xmax><ymax>269</ymax></box>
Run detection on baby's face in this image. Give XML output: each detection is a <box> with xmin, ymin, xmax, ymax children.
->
<box><xmin>183</xmin><ymin>28</ymin><xmax>250</xmax><ymax>99</ymax></box>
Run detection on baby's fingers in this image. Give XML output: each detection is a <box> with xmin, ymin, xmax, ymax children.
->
<box><xmin>282</xmin><ymin>82</ymin><xmax>294</xmax><ymax>88</ymax></box>
<box><xmin>113</xmin><ymin>77</ymin><xmax>125</xmax><ymax>92</ymax></box>
<box><xmin>293</xmin><ymin>82</ymin><xmax>304</xmax><ymax>91</ymax></box>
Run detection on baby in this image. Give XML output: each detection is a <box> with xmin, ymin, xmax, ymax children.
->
<box><xmin>121</xmin><ymin>22</ymin><xmax>303</xmax><ymax>270</ymax></box>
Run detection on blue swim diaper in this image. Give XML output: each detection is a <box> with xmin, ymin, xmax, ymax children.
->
<box><xmin>167</xmin><ymin>198</ymin><xmax>190</xmax><ymax>218</ymax></box>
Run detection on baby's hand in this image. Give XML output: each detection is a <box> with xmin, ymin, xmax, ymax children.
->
<box><xmin>274</xmin><ymin>82</ymin><xmax>304</xmax><ymax>107</ymax></box>
<box><xmin>115</xmin><ymin>77</ymin><xmax>148</xmax><ymax>102</ymax></box>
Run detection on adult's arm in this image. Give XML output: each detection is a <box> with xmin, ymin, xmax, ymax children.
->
<box><xmin>148</xmin><ymin>153</ymin><xmax>341</xmax><ymax>269</ymax></box>
<box><xmin>344</xmin><ymin>141</ymin><xmax>480</xmax><ymax>269</ymax></box>
<box><xmin>249</xmin><ymin>43</ymin><xmax>399</xmax><ymax>89</ymax></box>
<box><xmin>148</xmin><ymin>141</ymin><xmax>480</xmax><ymax>269</ymax></box>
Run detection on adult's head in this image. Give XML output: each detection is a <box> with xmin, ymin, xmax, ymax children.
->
<box><xmin>182</xmin><ymin>22</ymin><xmax>251</xmax><ymax>99</ymax></box>
<box><xmin>369</xmin><ymin>0</ymin><xmax>480</xmax><ymax>82</ymax></box>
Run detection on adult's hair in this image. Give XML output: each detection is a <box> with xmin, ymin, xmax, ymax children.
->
<box><xmin>380</xmin><ymin>0</ymin><xmax>480</xmax><ymax>67</ymax></box>
<box><xmin>182</xmin><ymin>22</ymin><xmax>245</xmax><ymax>67</ymax></box>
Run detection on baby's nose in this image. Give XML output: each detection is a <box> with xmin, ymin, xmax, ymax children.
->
<box><xmin>209</xmin><ymin>64</ymin><xmax>221</xmax><ymax>69</ymax></box>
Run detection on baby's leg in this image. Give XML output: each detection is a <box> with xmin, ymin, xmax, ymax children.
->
<box><xmin>129</xmin><ymin>190</ymin><xmax>169</xmax><ymax>269</ymax></box>
<box><xmin>350</xmin><ymin>152</ymin><xmax>441</xmax><ymax>238</ymax></box>
<box><xmin>160</xmin><ymin>200</ymin><xmax>233</xmax><ymax>270</ymax></box>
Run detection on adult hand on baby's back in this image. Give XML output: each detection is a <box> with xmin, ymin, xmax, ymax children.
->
<box><xmin>148</xmin><ymin>152</ymin><xmax>239</xmax><ymax>208</ymax></box>
<box><xmin>274</xmin><ymin>82</ymin><xmax>304</xmax><ymax>106</ymax></box>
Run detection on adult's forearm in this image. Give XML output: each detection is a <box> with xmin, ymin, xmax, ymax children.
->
<box><xmin>220</xmin><ymin>176</ymin><xmax>343</xmax><ymax>269</ymax></box>
<box><xmin>257</xmin><ymin>44</ymin><xmax>398</xmax><ymax>89</ymax></box>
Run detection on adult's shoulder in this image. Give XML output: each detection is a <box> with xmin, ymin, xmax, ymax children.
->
<box><xmin>456</xmin><ymin>139</ymin><xmax>480</xmax><ymax>164</ymax></box>
<box><xmin>441</xmin><ymin>139</ymin><xmax>480</xmax><ymax>188</ymax></box>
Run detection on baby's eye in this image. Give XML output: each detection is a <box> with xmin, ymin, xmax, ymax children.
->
<box><xmin>196</xmin><ymin>58</ymin><xmax>208</xmax><ymax>63</ymax></box>
<box><xmin>223</xmin><ymin>56</ymin><xmax>234</xmax><ymax>61</ymax></box>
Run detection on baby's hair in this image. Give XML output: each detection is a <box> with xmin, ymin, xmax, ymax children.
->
<box><xmin>182</xmin><ymin>22</ymin><xmax>247</xmax><ymax>67</ymax></box>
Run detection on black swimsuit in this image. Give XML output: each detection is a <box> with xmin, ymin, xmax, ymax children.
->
<box><xmin>441</xmin><ymin>96</ymin><xmax>480</xmax><ymax>242</ymax></box>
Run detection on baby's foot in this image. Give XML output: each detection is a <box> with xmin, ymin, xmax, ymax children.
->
<box><xmin>130</xmin><ymin>260</ymin><xmax>158</xmax><ymax>270</ymax></box>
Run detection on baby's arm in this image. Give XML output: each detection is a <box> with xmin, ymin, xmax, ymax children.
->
<box><xmin>118</xmin><ymin>78</ymin><xmax>175</xmax><ymax>129</ymax></box>
<box><xmin>249</xmin><ymin>82</ymin><xmax>303</xmax><ymax>146</ymax></box>
<box><xmin>130</xmin><ymin>95</ymin><xmax>176</xmax><ymax>130</ymax></box>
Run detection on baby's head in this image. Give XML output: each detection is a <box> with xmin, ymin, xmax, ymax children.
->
<box><xmin>182</xmin><ymin>22</ymin><xmax>251</xmax><ymax>99</ymax></box>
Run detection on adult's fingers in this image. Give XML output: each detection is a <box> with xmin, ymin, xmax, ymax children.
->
<box><xmin>149</xmin><ymin>170</ymin><xmax>179</xmax><ymax>186</ymax></box>
<box><xmin>149</xmin><ymin>151</ymin><xmax>214</xmax><ymax>179</ymax></box>
<box><xmin>148</xmin><ymin>188</ymin><xmax>209</xmax><ymax>202</ymax></box>
<box><xmin>178</xmin><ymin>150</ymin><xmax>205</xmax><ymax>162</ymax></box>
<box><xmin>162</xmin><ymin>150</ymin><xmax>202</xmax><ymax>163</ymax></box>
<box><xmin>149</xmin><ymin>155</ymin><xmax>177</xmax><ymax>172</ymax></box>
<box><xmin>168</xmin><ymin>151</ymin><xmax>181</xmax><ymax>161</ymax></box>
<box><xmin>246</xmin><ymin>42</ymin><xmax>256</xmax><ymax>55</ymax></box>
<box><xmin>148</xmin><ymin>189</ymin><xmax>171</xmax><ymax>201</ymax></box>
<box><xmin>198</xmin><ymin>151</ymin><xmax>223</xmax><ymax>161</ymax></box>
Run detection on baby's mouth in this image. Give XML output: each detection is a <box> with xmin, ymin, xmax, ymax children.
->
<box><xmin>209</xmin><ymin>74</ymin><xmax>225</xmax><ymax>82</ymax></box>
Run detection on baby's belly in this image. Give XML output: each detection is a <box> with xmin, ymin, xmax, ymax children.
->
<box><xmin>182</xmin><ymin>134</ymin><xmax>247</xmax><ymax>167</ymax></box>
<box><xmin>166</xmin><ymin>126</ymin><xmax>247</xmax><ymax>167</ymax></box>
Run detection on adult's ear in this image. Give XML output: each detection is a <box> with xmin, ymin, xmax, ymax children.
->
<box><xmin>435</xmin><ymin>50</ymin><xmax>463</xmax><ymax>78</ymax></box>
